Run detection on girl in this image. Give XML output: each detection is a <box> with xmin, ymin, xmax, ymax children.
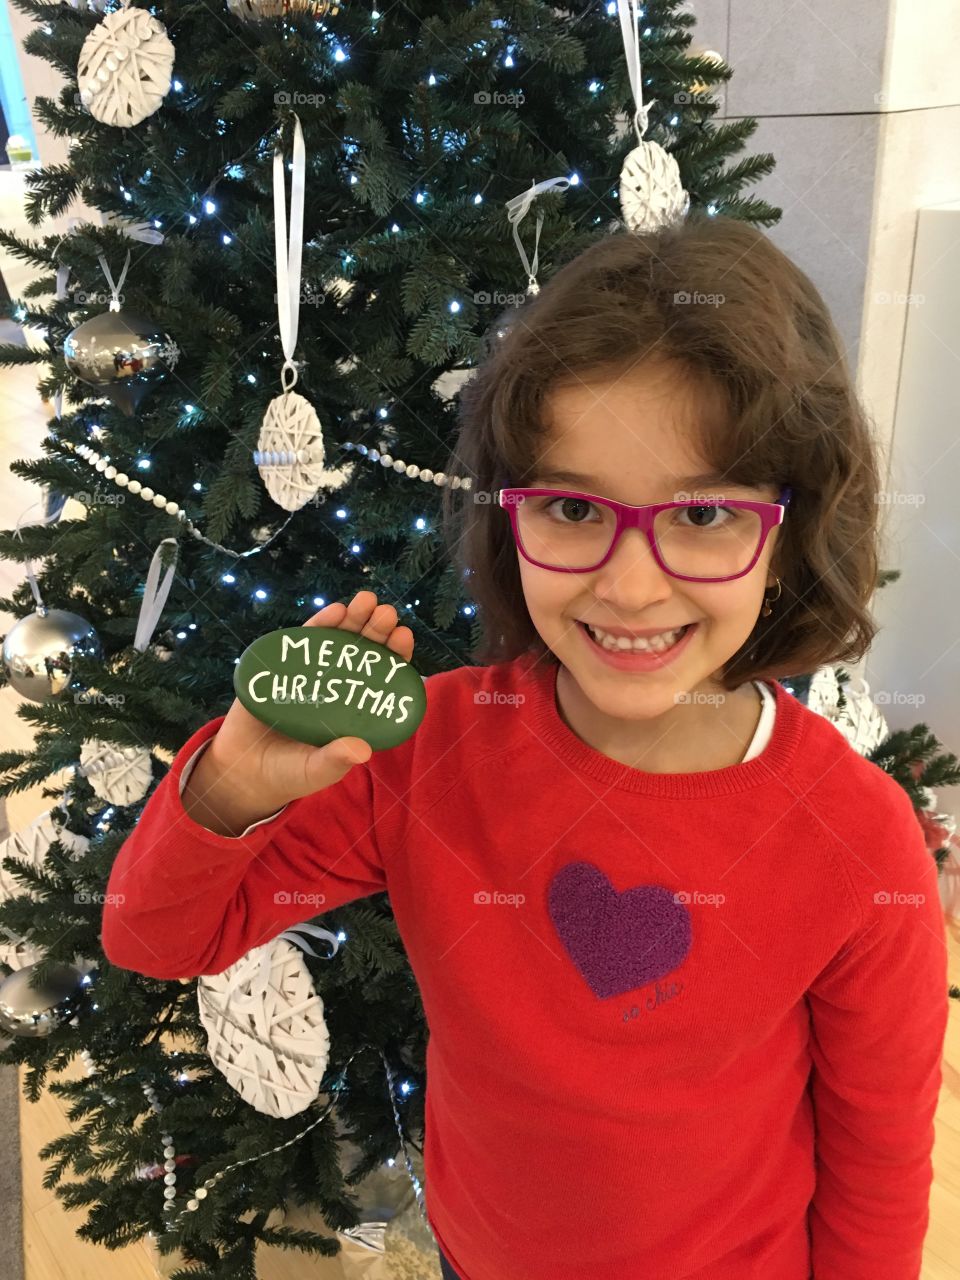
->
<box><xmin>103</xmin><ymin>215</ymin><xmax>948</xmax><ymax>1280</ymax></box>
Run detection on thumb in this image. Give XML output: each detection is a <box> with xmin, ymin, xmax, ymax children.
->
<box><xmin>330</xmin><ymin>736</ymin><xmax>373</xmax><ymax>767</ymax></box>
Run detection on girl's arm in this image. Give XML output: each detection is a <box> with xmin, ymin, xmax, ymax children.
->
<box><xmin>100</xmin><ymin>714</ymin><xmax>392</xmax><ymax>979</ymax></box>
<box><xmin>805</xmin><ymin>789</ymin><xmax>949</xmax><ymax>1280</ymax></box>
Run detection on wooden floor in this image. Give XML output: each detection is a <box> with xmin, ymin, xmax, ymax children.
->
<box><xmin>16</xmin><ymin>916</ymin><xmax>960</xmax><ymax>1279</ymax></box>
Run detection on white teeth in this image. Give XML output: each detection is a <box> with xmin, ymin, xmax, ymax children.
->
<box><xmin>585</xmin><ymin>623</ymin><xmax>687</xmax><ymax>653</ymax></box>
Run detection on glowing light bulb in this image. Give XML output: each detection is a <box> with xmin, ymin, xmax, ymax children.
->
<box><xmin>222</xmin><ymin>573</ymin><xmax>235</xmax><ymax>584</ymax></box>
<box><xmin>254</xmin><ymin>588</ymin><xmax>268</xmax><ymax>600</ymax></box>
<box><xmin>313</xmin><ymin>596</ymin><xmax>325</xmax><ymax>607</ymax></box>
<box><xmin>335</xmin><ymin>507</ymin><xmax>348</xmax><ymax>519</ymax></box>
<box><xmin>449</xmin><ymin>299</ymin><xmax>461</xmax><ymax>313</ymax></box>
<box><xmin>204</xmin><ymin>199</ymin><xmax>216</xmax><ymax>214</ymax></box>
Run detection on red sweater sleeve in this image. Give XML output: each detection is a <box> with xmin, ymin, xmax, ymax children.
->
<box><xmin>101</xmin><ymin>715</ymin><xmax>388</xmax><ymax>979</ymax></box>
<box><xmin>806</xmin><ymin>787</ymin><xmax>949</xmax><ymax>1279</ymax></box>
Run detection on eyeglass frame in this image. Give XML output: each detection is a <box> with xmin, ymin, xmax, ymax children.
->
<box><xmin>497</xmin><ymin>484</ymin><xmax>793</xmax><ymax>582</ymax></box>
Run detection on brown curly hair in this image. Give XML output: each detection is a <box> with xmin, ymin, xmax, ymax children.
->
<box><xmin>441</xmin><ymin>213</ymin><xmax>881</xmax><ymax>691</ymax></box>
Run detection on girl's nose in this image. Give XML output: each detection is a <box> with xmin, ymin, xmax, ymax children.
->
<box><xmin>591</xmin><ymin>527</ymin><xmax>675</xmax><ymax>604</ymax></box>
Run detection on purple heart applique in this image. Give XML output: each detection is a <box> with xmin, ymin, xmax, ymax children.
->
<box><xmin>548</xmin><ymin>862</ymin><xmax>692</xmax><ymax>999</ymax></box>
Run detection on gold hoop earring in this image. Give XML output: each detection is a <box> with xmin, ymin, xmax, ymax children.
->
<box><xmin>761</xmin><ymin>577</ymin><xmax>782</xmax><ymax>618</ymax></box>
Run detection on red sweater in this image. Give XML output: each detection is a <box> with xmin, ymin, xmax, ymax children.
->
<box><xmin>102</xmin><ymin>653</ymin><xmax>949</xmax><ymax>1280</ymax></box>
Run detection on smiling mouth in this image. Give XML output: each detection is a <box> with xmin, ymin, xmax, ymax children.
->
<box><xmin>579</xmin><ymin>621</ymin><xmax>694</xmax><ymax>654</ymax></box>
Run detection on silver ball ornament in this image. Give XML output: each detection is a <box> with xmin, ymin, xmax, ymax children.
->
<box><xmin>0</xmin><ymin>963</ymin><xmax>86</xmax><ymax>1039</ymax></box>
<box><xmin>2</xmin><ymin>608</ymin><xmax>102</xmax><ymax>702</ymax></box>
<box><xmin>64</xmin><ymin>310</ymin><xmax>179</xmax><ymax>417</ymax></box>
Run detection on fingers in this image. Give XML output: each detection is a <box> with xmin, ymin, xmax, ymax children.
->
<box><xmin>302</xmin><ymin>591</ymin><xmax>414</xmax><ymax>662</ymax></box>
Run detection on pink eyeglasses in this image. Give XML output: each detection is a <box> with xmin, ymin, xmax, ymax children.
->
<box><xmin>497</xmin><ymin>485</ymin><xmax>792</xmax><ymax>582</ymax></box>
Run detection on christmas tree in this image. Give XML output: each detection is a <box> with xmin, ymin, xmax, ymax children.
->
<box><xmin>6</xmin><ymin>0</ymin><xmax>943</xmax><ymax>1274</ymax></box>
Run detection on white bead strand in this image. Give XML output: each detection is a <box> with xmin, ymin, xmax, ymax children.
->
<box><xmin>60</xmin><ymin>440</ymin><xmax>296</xmax><ymax>559</ymax></box>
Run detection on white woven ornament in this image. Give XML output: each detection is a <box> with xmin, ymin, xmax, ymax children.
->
<box><xmin>0</xmin><ymin>811</ymin><xmax>89</xmax><ymax>970</ymax></box>
<box><xmin>197</xmin><ymin>932</ymin><xmax>335</xmax><ymax>1119</ymax></box>
<box><xmin>77</xmin><ymin>3</ymin><xmax>175</xmax><ymax>128</ymax></box>
<box><xmin>256</xmin><ymin>391</ymin><xmax>352</xmax><ymax>512</ymax></box>
<box><xmin>616</xmin><ymin>0</ymin><xmax>690</xmax><ymax>235</ymax></box>
<box><xmin>619</xmin><ymin>142</ymin><xmax>690</xmax><ymax>234</ymax></box>
<box><xmin>79</xmin><ymin>739</ymin><xmax>153</xmax><ymax>805</ymax></box>
<box><xmin>805</xmin><ymin>666</ymin><xmax>890</xmax><ymax>757</ymax></box>
<box><xmin>0</xmin><ymin>811</ymin><xmax>89</xmax><ymax>903</ymax></box>
<box><xmin>255</xmin><ymin>113</ymin><xmax>353</xmax><ymax>511</ymax></box>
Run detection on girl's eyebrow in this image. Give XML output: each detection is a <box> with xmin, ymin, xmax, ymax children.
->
<box><xmin>529</xmin><ymin>468</ymin><xmax>743</xmax><ymax>490</ymax></box>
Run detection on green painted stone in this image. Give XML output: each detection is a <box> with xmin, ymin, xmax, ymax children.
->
<box><xmin>233</xmin><ymin>626</ymin><xmax>425</xmax><ymax>750</ymax></box>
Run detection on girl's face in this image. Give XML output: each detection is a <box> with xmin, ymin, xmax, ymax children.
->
<box><xmin>516</xmin><ymin>358</ymin><xmax>782</xmax><ymax>722</ymax></box>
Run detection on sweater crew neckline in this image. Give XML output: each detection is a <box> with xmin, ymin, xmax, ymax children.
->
<box><xmin>521</xmin><ymin>655</ymin><xmax>806</xmax><ymax>798</ymax></box>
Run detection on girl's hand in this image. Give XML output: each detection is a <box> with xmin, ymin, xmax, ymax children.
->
<box><xmin>182</xmin><ymin>591</ymin><xmax>415</xmax><ymax>834</ymax></box>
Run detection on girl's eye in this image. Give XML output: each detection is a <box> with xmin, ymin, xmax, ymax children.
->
<box><xmin>674</xmin><ymin>504</ymin><xmax>737</xmax><ymax>528</ymax></box>
<box><xmin>543</xmin><ymin>496</ymin><xmax>600</xmax><ymax>523</ymax></box>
